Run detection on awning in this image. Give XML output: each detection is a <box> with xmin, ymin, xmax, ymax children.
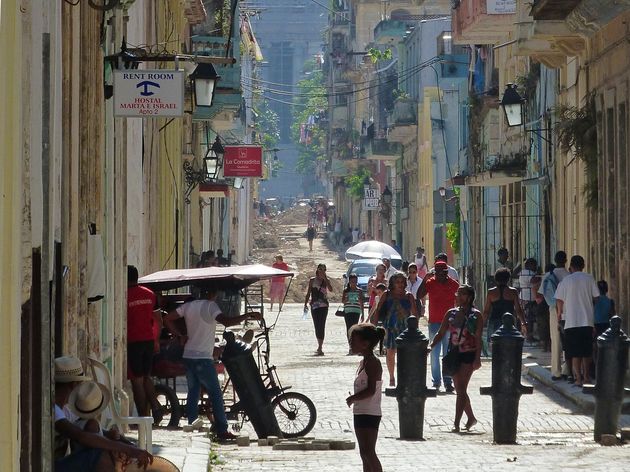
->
<box><xmin>199</xmin><ymin>182</ymin><xmax>229</xmax><ymax>198</ymax></box>
<box><xmin>138</xmin><ymin>264</ymin><xmax>294</xmax><ymax>291</ymax></box>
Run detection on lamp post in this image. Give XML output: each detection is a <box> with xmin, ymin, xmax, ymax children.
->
<box><xmin>380</xmin><ymin>186</ymin><xmax>393</xmax><ymax>242</ymax></box>
<box><xmin>190</xmin><ymin>63</ymin><xmax>221</xmax><ymax>108</ymax></box>
<box><xmin>183</xmin><ymin>136</ymin><xmax>225</xmax><ymax>203</ymax></box>
<box><xmin>500</xmin><ymin>83</ymin><xmax>525</xmax><ymax>127</ymax></box>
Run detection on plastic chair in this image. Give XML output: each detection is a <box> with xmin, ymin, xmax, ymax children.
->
<box><xmin>87</xmin><ymin>357</ymin><xmax>153</xmax><ymax>453</ymax></box>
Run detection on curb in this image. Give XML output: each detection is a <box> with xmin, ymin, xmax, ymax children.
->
<box><xmin>525</xmin><ymin>363</ymin><xmax>630</xmax><ymax>414</ymax></box>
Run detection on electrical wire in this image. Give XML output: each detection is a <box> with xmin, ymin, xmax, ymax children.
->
<box><xmin>243</xmin><ymin>57</ymin><xmax>442</xmax><ymax>103</ymax></box>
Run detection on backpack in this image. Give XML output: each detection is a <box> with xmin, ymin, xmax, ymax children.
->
<box><xmin>541</xmin><ymin>270</ymin><xmax>559</xmax><ymax>307</ymax></box>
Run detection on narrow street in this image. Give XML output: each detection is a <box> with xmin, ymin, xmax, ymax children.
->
<box><xmin>208</xmin><ymin>211</ymin><xmax>630</xmax><ymax>471</ymax></box>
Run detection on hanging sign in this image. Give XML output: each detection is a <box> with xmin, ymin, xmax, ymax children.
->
<box><xmin>223</xmin><ymin>146</ymin><xmax>263</xmax><ymax>177</ymax></box>
<box><xmin>363</xmin><ymin>187</ymin><xmax>380</xmax><ymax>210</ymax></box>
<box><xmin>114</xmin><ymin>70</ymin><xmax>184</xmax><ymax>117</ymax></box>
<box><xmin>487</xmin><ymin>0</ymin><xmax>516</xmax><ymax>14</ymax></box>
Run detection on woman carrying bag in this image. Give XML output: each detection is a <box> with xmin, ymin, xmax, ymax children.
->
<box><xmin>304</xmin><ymin>263</ymin><xmax>333</xmax><ymax>356</ymax></box>
<box><xmin>341</xmin><ymin>273</ymin><xmax>365</xmax><ymax>354</ymax></box>
<box><xmin>430</xmin><ymin>285</ymin><xmax>483</xmax><ymax>432</ymax></box>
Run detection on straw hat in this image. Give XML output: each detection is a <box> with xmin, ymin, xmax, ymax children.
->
<box><xmin>54</xmin><ymin>356</ymin><xmax>89</xmax><ymax>383</ymax></box>
<box><xmin>66</xmin><ymin>381</ymin><xmax>111</xmax><ymax>420</ymax></box>
<box><xmin>122</xmin><ymin>456</ymin><xmax>180</xmax><ymax>472</ymax></box>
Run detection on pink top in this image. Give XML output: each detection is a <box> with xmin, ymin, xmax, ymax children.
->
<box><xmin>353</xmin><ymin>366</ymin><xmax>382</xmax><ymax>416</ymax></box>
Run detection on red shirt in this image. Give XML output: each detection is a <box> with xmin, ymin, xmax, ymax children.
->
<box><xmin>425</xmin><ymin>277</ymin><xmax>459</xmax><ymax>324</ymax></box>
<box><xmin>127</xmin><ymin>285</ymin><xmax>157</xmax><ymax>343</ymax></box>
<box><xmin>272</xmin><ymin>261</ymin><xmax>289</xmax><ymax>284</ymax></box>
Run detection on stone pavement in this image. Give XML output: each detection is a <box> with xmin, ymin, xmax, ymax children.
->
<box><xmin>212</xmin><ymin>303</ymin><xmax>630</xmax><ymax>472</ymax></box>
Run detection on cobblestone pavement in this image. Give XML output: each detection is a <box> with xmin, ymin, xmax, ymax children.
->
<box><xmin>213</xmin><ymin>302</ymin><xmax>630</xmax><ymax>472</ymax></box>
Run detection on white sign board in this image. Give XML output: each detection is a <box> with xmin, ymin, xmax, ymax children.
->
<box><xmin>114</xmin><ymin>70</ymin><xmax>184</xmax><ymax>117</ymax></box>
<box><xmin>363</xmin><ymin>187</ymin><xmax>380</xmax><ymax>211</ymax></box>
<box><xmin>487</xmin><ymin>0</ymin><xmax>516</xmax><ymax>14</ymax></box>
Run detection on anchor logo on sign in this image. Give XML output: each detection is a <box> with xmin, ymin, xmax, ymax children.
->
<box><xmin>136</xmin><ymin>81</ymin><xmax>160</xmax><ymax>97</ymax></box>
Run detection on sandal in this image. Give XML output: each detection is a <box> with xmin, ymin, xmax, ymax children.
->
<box><xmin>464</xmin><ymin>419</ymin><xmax>477</xmax><ymax>431</ymax></box>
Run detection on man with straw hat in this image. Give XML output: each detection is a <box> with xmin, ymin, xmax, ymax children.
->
<box><xmin>54</xmin><ymin>355</ymin><xmax>152</xmax><ymax>471</ymax></box>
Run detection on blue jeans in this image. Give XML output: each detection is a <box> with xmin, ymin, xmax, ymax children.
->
<box><xmin>183</xmin><ymin>358</ymin><xmax>228</xmax><ymax>433</ymax></box>
<box><xmin>429</xmin><ymin>322</ymin><xmax>452</xmax><ymax>388</ymax></box>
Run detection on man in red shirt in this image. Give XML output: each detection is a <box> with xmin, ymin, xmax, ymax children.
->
<box><xmin>127</xmin><ymin>265</ymin><xmax>163</xmax><ymax>421</ymax></box>
<box><xmin>416</xmin><ymin>261</ymin><xmax>459</xmax><ymax>392</ymax></box>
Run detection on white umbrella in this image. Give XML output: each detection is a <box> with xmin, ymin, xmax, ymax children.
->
<box><xmin>345</xmin><ymin>241</ymin><xmax>402</xmax><ymax>262</ymax></box>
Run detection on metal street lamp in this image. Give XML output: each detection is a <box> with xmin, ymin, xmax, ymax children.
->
<box><xmin>190</xmin><ymin>63</ymin><xmax>221</xmax><ymax>108</ymax></box>
<box><xmin>381</xmin><ymin>185</ymin><xmax>392</xmax><ymax>205</ymax></box>
<box><xmin>204</xmin><ymin>136</ymin><xmax>224</xmax><ymax>180</ymax></box>
<box><xmin>500</xmin><ymin>83</ymin><xmax>525</xmax><ymax>127</ymax></box>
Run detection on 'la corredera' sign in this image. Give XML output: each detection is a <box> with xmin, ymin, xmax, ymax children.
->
<box><xmin>114</xmin><ymin>70</ymin><xmax>184</xmax><ymax>117</ymax></box>
<box><xmin>223</xmin><ymin>146</ymin><xmax>263</xmax><ymax>177</ymax></box>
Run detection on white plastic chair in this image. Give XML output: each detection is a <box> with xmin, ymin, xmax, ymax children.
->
<box><xmin>87</xmin><ymin>357</ymin><xmax>153</xmax><ymax>453</ymax></box>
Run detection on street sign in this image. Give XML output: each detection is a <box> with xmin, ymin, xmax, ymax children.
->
<box><xmin>363</xmin><ymin>187</ymin><xmax>380</xmax><ymax>211</ymax></box>
<box><xmin>114</xmin><ymin>70</ymin><xmax>184</xmax><ymax>117</ymax></box>
<box><xmin>223</xmin><ymin>146</ymin><xmax>263</xmax><ymax>177</ymax></box>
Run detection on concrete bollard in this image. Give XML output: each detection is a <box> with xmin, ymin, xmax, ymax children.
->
<box><xmin>583</xmin><ymin>316</ymin><xmax>630</xmax><ymax>442</ymax></box>
<box><xmin>385</xmin><ymin>316</ymin><xmax>436</xmax><ymax>439</ymax></box>
<box><xmin>480</xmin><ymin>313</ymin><xmax>533</xmax><ymax>444</ymax></box>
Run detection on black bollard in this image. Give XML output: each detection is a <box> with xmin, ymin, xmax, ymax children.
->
<box><xmin>385</xmin><ymin>316</ymin><xmax>436</xmax><ymax>439</ymax></box>
<box><xmin>221</xmin><ymin>331</ymin><xmax>282</xmax><ymax>438</ymax></box>
<box><xmin>480</xmin><ymin>313</ymin><xmax>533</xmax><ymax>444</ymax></box>
<box><xmin>583</xmin><ymin>316</ymin><xmax>630</xmax><ymax>442</ymax></box>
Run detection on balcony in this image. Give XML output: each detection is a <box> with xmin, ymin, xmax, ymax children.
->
<box><xmin>191</xmin><ymin>36</ymin><xmax>241</xmax><ymax>121</ymax></box>
<box><xmin>453</xmin><ymin>0</ymin><xmax>517</xmax><ymax>45</ymax></box>
<box><xmin>387</xmin><ymin>98</ymin><xmax>417</xmax><ymax>143</ymax></box>
<box><xmin>513</xmin><ymin>0</ymin><xmax>585</xmax><ymax>66</ymax></box>
<box><xmin>331</xmin><ymin>11</ymin><xmax>350</xmax><ymax>32</ymax></box>
<box><xmin>374</xmin><ymin>20</ymin><xmax>411</xmax><ymax>45</ymax></box>
<box><xmin>365</xmin><ymin>138</ymin><xmax>401</xmax><ymax>161</ymax></box>
<box><xmin>530</xmin><ymin>0</ymin><xmax>581</xmax><ymax>20</ymax></box>
<box><xmin>464</xmin><ymin>152</ymin><xmax>527</xmax><ymax>187</ymax></box>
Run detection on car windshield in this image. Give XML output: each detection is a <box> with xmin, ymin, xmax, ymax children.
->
<box><xmin>349</xmin><ymin>263</ymin><xmax>378</xmax><ymax>277</ymax></box>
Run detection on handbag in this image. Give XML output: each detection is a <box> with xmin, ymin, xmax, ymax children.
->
<box><xmin>442</xmin><ymin>313</ymin><xmax>467</xmax><ymax>376</ymax></box>
<box><xmin>335</xmin><ymin>305</ymin><xmax>345</xmax><ymax>317</ymax></box>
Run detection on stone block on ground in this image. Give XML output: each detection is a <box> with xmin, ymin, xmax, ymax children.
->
<box><xmin>236</xmin><ymin>436</ymin><xmax>250</xmax><ymax>447</ymax></box>
<box><xmin>182</xmin><ymin>425</ymin><xmax>195</xmax><ymax>433</ymax></box>
<box><xmin>305</xmin><ymin>443</ymin><xmax>330</xmax><ymax>450</ymax></box>
<box><xmin>273</xmin><ymin>442</ymin><xmax>307</xmax><ymax>451</ymax></box>
<box><xmin>257</xmin><ymin>438</ymin><xmax>268</xmax><ymax>446</ymax></box>
<box><xmin>330</xmin><ymin>440</ymin><xmax>355</xmax><ymax>450</ymax></box>
<box><xmin>620</xmin><ymin>428</ymin><xmax>630</xmax><ymax>441</ymax></box>
<box><xmin>267</xmin><ymin>436</ymin><xmax>280</xmax><ymax>445</ymax></box>
<box><xmin>600</xmin><ymin>434</ymin><xmax>618</xmax><ymax>446</ymax></box>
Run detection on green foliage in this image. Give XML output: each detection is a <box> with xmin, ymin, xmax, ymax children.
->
<box><xmin>214</xmin><ymin>0</ymin><xmax>232</xmax><ymax>38</ymax></box>
<box><xmin>344</xmin><ymin>168</ymin><xmax>371</xmax><ymax>199</ymax></box>
<box><xmin>366</xmin><ymin>47</ymin><xmax>392</xmax><ymax>64</ymax></box>
<box><xmin>554</xmin><ymin>96</ymin><xmax>598</xmax><ymax>208</ymax></box>
<box><xmin>446</xmin><ymin>189</ymin><xmax>461</xmax><ymax>254</ymax></box>
<box><xmin>253</xmin><ymin>101</ymin><xmax>280</xmax><ymax>150</ymax></box>
<box><xmin>290</xmin><ymin>64</ymin><xmax>327</xmax><ymax>175</ymax></box>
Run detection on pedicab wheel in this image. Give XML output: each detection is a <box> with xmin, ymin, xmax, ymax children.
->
<box><xmin>154</xmin><ymin>383</ymin><xmax>182</xmax><ymax>428</ymax></box>
<box><xmin>271</xmin><ymin>392</ymin><xmax>317</xmax><ymax>438</ymax></box>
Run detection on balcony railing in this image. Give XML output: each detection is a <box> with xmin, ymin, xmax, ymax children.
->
<box><xmin>374</xmin><ymin>19</ymin><xmax>410</xmax><ymax>44</ymax></box>
<box><xmin>366</xmin><ymin>138</ymin><xmax>401</xmax><ymax>160</ymax></box>
<box><xmin>388</xmin><ymin>98</ymin><xmax>417</xmax><ymax>127</ymax></box>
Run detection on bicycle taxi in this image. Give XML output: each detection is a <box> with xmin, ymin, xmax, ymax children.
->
<box><xmin>138</xmin><ymin>264</ymin><xmax>317</xmax><ymax>438</ymax></box>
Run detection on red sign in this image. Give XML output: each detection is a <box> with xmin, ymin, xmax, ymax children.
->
<box><xmin>223</xmin><ymin>145</ymin><xmax>263</xmax><ymax>177</ymax></box>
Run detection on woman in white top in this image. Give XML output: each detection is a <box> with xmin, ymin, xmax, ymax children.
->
<box><xmin>346</xmin><ymin>324</ymin><xmax>385</xmax><ymax>472</ymax></box>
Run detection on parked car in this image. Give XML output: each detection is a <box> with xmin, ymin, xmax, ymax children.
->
<box><xmin>342</xmin><ymin>258</ymin><xmax>383</xmax><ymax>294</ymax></box>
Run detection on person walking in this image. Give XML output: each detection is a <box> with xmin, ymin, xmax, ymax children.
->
<box><xmin>518</xmin><ymin>258</ymin><xmax>539</xmax><ymax>342</ymax></box>
<box><xmin>539</xmin><ymin>251</ymin><xmax>570</xmax><ymax>380</ymax></box>
<box><xmin>554</xmin><ymin>255</ymin><xmax>600</xmax><ymax>387</ymax></box>
<box><xmin>416</xmin><ymin>262</ymin><xmax>459</xmax><ymax>392</ymax></box>
<box><xmin>414</xmin><ymin>247</ymin><xmax>428</xmax><ymax>279</ymax></box>
<box><xmin>304</xmin><ymin>263</ymin><xmax>333</xmax><ymax>356</ymax></box>
<box><xmin>435</xmin><ymin>253</ymin><xmax>459</xmax><ymax>282</ymax></box>
<box><xmin>164</xmin><ymin>287</ymin><xmax>262</xmax><ymax>439</ymax></box>
<box><xmin>406</xmin><ymin>263</ymin><xmax>424</xmax><ymax>316</ymax></box>
<box><xmin>342</xmin><ymin>273</ymin><xmax>365</xmax><ymax>354</ymax></box>
<box><xmin>306</xmin><ymin>224</ymin><xmax>316</xmax><ymax>252</ymax></box>
<box><xmin>346</xmin><ymin>324</ymin><xmax>385</xmax><ymax>472</ymax></box>
<box><xmin>382</xmin><ymin>257</ymin><xmax>398</xmax><ymax>281</ymax></box>
<box><xmin>482</xmin><ymin>268</ymin><xmax>528</xmax><ymax>344</ymax></box>
<box><xmin>367</xmin><ymin>263</ymin><xmax>387</xmax><ymax>311</ymax></box>
<box><xmin>334</xmin><ymin>216</ymin><xmax>343</xmax><ymax>247</ymax></box>
<box><xmin>371</xmin><ymin>272</ymin><xmax>417</xmax><ymax>387</ymax></box>
<box><xmin>126</xmin><ymin>265</ymin><xmax>163</xmax><ymax>422</ymax></box>
<box><xmin>429</xmin><ymin>285</ymin><xmax>483</xmax><ymax>432</ymax></box>
<box><xmin>594</xmin><ymin>280</ymin><xmax>615</xmax><ymax>336</ymax></box>
<box><xmin>270</xmin><ymin>254</ymin><xmax>289</xmax><ymax>311</ymax></box>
